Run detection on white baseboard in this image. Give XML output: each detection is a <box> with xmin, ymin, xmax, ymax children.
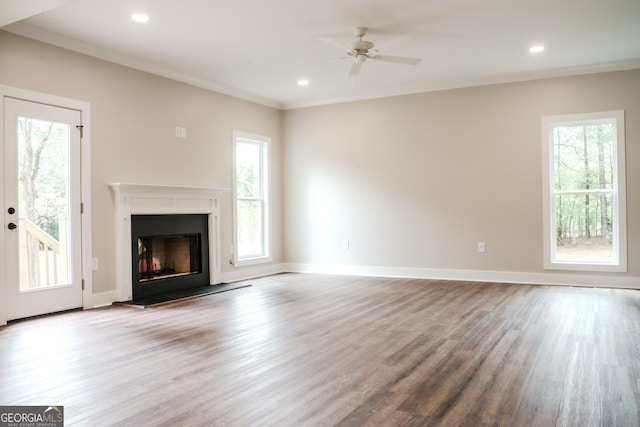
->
<box><xmin>220</xmin><ymin>263</ymin><xmax>286</xmax><ymax>284</ymax></box>
<box><xmin>281</xmin><ymin>263</ymin><xmax>640</xmax><ymax>289</ymax></box>
<box><xmin>92</xmin><ymin>290</ymin><xmax>118</xmax><ymax>308</ymax></box>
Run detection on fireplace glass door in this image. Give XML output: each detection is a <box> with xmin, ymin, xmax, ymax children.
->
<box><xmin>138</xmin><ymin>234</ymin><xmax>202</xmax><ymax>282</ymax></box>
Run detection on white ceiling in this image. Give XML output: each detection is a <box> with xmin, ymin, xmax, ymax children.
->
<box><xmin>3</xmin><ymin>0</ymin><xmax>640</xmax><ymax>109</ymax></box>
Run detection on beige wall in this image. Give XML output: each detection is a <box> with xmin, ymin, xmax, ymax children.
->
<box><xmin>2</xmin><ymin>30</ymin><xmax>638</xmax><ymax>293</ymax></box>
<box><xmin>0</xmin><ymin>31</ymin><xmax>283</xmax><ymax>295</ymax></box>
<box><xmin>282</xmin><ymin>70</ymin><xmax>640</xmax><ymax>282</ymax></box>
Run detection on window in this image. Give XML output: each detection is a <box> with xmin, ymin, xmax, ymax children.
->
<box><xmin>542</xmin><ymin>111</ymin><xmax>626</xmax><ymax>272</ymax></box>
<box><xmin>233</xmin><ymin>131</ymin><xmax>271</xmax><ymax>266</ymax></box>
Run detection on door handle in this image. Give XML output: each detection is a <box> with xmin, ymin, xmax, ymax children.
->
<box><xmin>8</xmin><ymin>223</ymin><xmax>17</xmax><ymax>230</ymax></box>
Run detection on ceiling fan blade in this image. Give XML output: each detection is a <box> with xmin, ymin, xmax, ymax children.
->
<box><xmin>370</xmin><ymin>55</ymin><xmax>422</xmax><ymax>66</ymax></box>
<box><xmin>348</xmin><ymin>61</ymin><xmax>362</xmax><ymax>77</ymax></box>
<box><xmin>319</xmin><ymin>37</ymin><xmax>352</xmax><ymax>52</ymax></box>
<box><xmin>373</xmin><ymin>35</ymin><xmax>412</xmax><ymax>53</ymax></box>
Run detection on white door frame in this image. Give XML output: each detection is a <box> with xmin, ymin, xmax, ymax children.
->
<box><xmin>0</xmin><ymin>85</ymin><xmax>92</xmax><ymax>325</ymax></box>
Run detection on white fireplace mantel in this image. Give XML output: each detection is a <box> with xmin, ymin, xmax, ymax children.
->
<box><xmin>109</xmin><ymin>183</ymin><xmax>229</xmax><ymax>301</ymax></box>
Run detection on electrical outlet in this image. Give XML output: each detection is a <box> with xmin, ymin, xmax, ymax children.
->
<box><xmin>477</xmin><ymin>242</ymin><xmax>485</xmax><ymax>253</ymax></box>
<box><xmin>342</xmin><ymin>240</ymin><xmax>350</xmax><ymax>250</ymax></box>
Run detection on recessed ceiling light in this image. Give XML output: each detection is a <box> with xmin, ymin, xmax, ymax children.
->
<box><xmin>131</xmin><ymin>13</ymin><xmax>150</xmax><ymax>23</ymax></box>
<box><xmin>297</xmin><ymin>79</ymin><xmax>310</xmax><ymax>86</ymax></box>
<box><xmin>529</xmin><ymin>45</ymin><xmax>545</xmax><ymax>53</ymax></box>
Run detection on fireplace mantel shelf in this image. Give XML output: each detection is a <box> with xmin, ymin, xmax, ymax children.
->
<box><xmin>109</xmin><ymin>183</ymin><xmax>227</xmax><ymax>301</ymax></box>
<box><xmin>109</xmin><ymin>183</ymin><xmax>229</xmax><ymax>198</ymax></box>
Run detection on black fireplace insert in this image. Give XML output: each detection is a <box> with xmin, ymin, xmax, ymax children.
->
<box><xmin>131</xmin><ymin>214</ymin><xmax>210</xmax><ymax>300</ymax></box>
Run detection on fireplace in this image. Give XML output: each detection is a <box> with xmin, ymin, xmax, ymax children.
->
<box><xmin>110</xmin><ymin>183</ymin><xmax>227</xmax><ymax>302</ymax></box>
<box><xmin>131</xmin><ymin>214</ymin><xmax>209</xmax><ymax>299</ymax></box>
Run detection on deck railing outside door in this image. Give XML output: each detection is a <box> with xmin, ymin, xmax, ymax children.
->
<box><xmin>18</xmin><ymin>215</ymin><xmax>68</xmax><ymax>289</ymax></box>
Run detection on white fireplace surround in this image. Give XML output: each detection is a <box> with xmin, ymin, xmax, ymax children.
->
<box><xmin>110</xmin><ymin>183</ymin><xmax>228</xmax><ymax>301</ymax></box>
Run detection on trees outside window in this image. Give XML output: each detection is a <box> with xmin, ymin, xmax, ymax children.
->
<box><xmin>542</xmin><ymin>111</ymin><xmax>626</xmax><ymax>272</ymax></box>
<box><xmin>233</xmin><ymin>131</ymin><xmax>270</xmax><ymax>266</ymax></box>
<box><xmin>18</xmin><ymin>117</ymin><xmax>68</xmax><ymax>240</ymax></box>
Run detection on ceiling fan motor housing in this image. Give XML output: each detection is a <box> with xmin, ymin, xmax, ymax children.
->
<box><xmin>352</xmin><ymin>40</ymin><xmax>374</xmax><ymax>52</ymax></box>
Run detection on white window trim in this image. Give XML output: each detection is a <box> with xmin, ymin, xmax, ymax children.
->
<box><xmin>541</xmin><ymin>110</ymin><xmax>627</xmax><ymax>272</ymax></box>
<box><xmin>232</xmin><ymin>130</ymin><xmax>272</xmax><ymax>267</ymax></box>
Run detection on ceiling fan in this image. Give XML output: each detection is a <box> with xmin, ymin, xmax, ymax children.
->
<box><xmin>320</xmin><ymin>27</ymin><xmax>422</xmax><ymax>77</ymax></box>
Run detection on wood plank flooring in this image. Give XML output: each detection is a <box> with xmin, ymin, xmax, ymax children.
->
<box><xmin>1</xmin><ymin>273</ymin><xmax>640</xmax><ymax>426</ymax></box>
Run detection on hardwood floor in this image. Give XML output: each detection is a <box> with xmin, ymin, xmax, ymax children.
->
<box><xmin>1</xmin><ymin>273</ymin><xmax>640</xmax><ymax>426</ymax></box>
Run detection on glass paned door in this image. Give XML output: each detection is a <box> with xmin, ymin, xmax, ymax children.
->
<box><xmin>4</xmin><ymin>97</ymin><xmax>83</xmax><ymax>321</ymax></box>
<box><xmin>17</xmin><ymin>115</ymin><xmax>72</xmax><ymax>289</ymax></box>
